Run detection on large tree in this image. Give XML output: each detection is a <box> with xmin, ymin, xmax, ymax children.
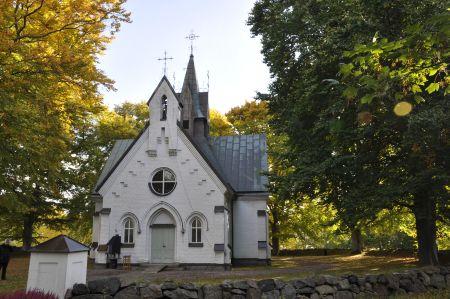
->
<box><xmin>248</xmin><ymin>0</ymin><xmax>446</xmax><ymax>263</ymax></box>
<box><xmin>339</xmin><ymin>12</ymin><xmax>449</xmax><ymax>264</ymax></box>
<box><xmin>0</xmin><ymin>0</ymin><xmax>129</xmax><ymax>248</ymax></box>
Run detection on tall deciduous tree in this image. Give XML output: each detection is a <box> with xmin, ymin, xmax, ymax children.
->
<box><xmin>0</xmin><ymin>0</ymin><xmax>130</xmax><ymax>248</ymax></box>
<box><xmin>339</xmin><ymin>12</ymin><xmax>449</xmax><ymax>265</ymax></box>
<box><xmin>248</xmin><ymin>0</ymin><xmax>446</xmax><ymax>263</ymax></box>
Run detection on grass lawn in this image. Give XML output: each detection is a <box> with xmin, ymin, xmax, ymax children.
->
<box><xmin>0</xmin><ymin>252</ymin><xmax>448</xmax><ymax>299</ymax></box>
<box><xmin>0</xmin><ymin>254</ymin><xmax>30</xmax><ymax>295</ymax></box>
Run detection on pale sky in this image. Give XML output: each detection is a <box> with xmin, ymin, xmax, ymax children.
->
<box><xmin>98</xmin><ymin>0</ymin><xmax>271</xmax><ymax>114</ymax></box>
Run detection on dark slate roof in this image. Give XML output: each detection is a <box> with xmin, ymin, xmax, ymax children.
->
<box><xmin>199</xmin><ymin>92</ymin><xmax>209</xmax><ymax>121</ymax></box>
<box><xmin>210</xmin><ymin>134</ymin><xmax>268</xmax><ymax>192</ymax></box>
<box><xmin>181</xmin><ymin>55</ymin><xmax>205</xmax><ymax>119</ymax></box>
<box><xmin>94</xmin><ymin>132</ymin><xmax>269</xmax><ymax>193</ymax></box>
<box><xmin>30</xmin><ymin>235</ymin><xmax>89</xmax><ymax>253</ymax></box>
<box><xmin>94</xmin><ymin>139</ymin><xmax>134</xmax><ymax>191</ymax></box>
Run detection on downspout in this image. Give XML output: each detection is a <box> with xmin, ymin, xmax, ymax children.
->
<box><xmin>225</xmin><ymin>187</ymin><xmax>235</xmax><ymax>266</ymax></box>
<box><xmin>223</xmin><ymin>209</ymin><xmax>227</xmax><ymax>266</ymax></box>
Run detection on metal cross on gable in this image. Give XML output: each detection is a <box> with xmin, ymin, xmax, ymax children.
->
<box><xmin>158</xmin><ymin>51</ymin><xmax>173</xmax><ymax>76</ymax></box>
<box><xmin>185</xmin><ymin>30</ymin><xmax>200</xmax><ymax>55</ymax></box>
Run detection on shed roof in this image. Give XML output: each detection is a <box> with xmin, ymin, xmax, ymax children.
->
<box><xmin>30</xmin><ymin>235</ymin><xmax>89</xmax><ymax>253</ymax></box>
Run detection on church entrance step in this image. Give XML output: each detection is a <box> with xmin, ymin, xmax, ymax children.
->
<box><xmin>140</xmin><ymin>263</ymin><xmax>173</xmax><ymax>273</ymax></box>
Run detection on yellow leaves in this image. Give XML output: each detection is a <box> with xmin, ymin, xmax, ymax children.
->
<box><xmin>209</xmin><ymin>109</ymin><xmax>234</xmax><ymax>137</ymax></box>
<box><xmin>411</xmin><ymin>84</ymin><xmax>422</xmax><ymax>93</ymax></box>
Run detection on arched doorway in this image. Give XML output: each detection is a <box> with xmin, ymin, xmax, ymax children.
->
<box><xmin>149</xmin><ymin>209</ymin><xmax>176</xmax><ymax>263</ymax></box>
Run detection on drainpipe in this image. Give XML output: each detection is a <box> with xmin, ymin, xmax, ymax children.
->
<box><xmin>223</xmin><ymin>209</ymin><xmax>227</xmax><ymax>266</ymax></box>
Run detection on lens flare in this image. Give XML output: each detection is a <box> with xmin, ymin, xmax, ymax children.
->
<box><xmin>394</xmin><ymin>101</ymin><xmax>412</xmax><ymax>116</ymax></box>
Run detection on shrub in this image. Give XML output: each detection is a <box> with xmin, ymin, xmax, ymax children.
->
<box><xmin>0</xmin><ymin>289</ymin><xmax>58</xmax><ymax>299</ymax></box>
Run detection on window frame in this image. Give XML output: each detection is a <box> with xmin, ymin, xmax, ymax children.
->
<box><xmin>123</xmin><ymin>218</ymin><xmax>135</xmax><ymax>244</ymax></box>
<box><xmin>190</xmin><ymin>217</ymin><xmax>202</xmax><ymax>244</ymax></box>
<box><xmin>160</xmin><ymin>95</ymin><xmax>168</xmax><ymax>121</ymax></box>
<box><xmin>149</xmin><ymin>168</ymin><xmax>177</xmax><ymax>196</ymax></box>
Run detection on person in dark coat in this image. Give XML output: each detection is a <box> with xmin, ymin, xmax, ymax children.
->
<box><xmin>107</xmin><ymin>234</ymin><xmax>121</xmax><ymax>256</ymax></box>
<box><xmin>0</xmin><ymin>239</ymin><xmax>13</xmax><ymax>280</ymax></box>
<box><xmin>106</xmin><ymin>234</ymin><xmax>121</xmax><ymax>269</ymax></box>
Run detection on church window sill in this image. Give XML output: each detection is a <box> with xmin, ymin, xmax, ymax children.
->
<box><xmin>189</xmin><ymin>243</ymin><xmax>203</xmax><ymax>247</ymax></box>
<box><xmin>214</xmin><ymin>244</ymin><xmax>225</xmax><ymax>252</ymax></box>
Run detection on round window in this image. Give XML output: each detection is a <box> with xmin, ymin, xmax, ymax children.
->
<box><xmin>149</xmin><ymin>168</ymin><xmax>177</xmax><ymax>196</ymax></box>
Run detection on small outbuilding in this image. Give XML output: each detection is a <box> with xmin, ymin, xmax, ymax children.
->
<box><xmin>27</xmin><ymin>235</ymin><xmax>89</xmax><ymax>299</ymax></box>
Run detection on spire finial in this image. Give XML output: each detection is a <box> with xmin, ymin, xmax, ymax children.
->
<box><xmin>185</xmin><ymin>30</ymin><xmax>200</xmax><ymax>55</ymax></box>
<box><xmin>157</xmin><ymin>50</ymin><xmax>173</xmax><ymax>76</ymax></box>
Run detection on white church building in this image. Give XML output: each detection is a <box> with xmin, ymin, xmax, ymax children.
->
<box><xmin>90</xmin><ymin>54</ymin><xmax>270</xmax><ymax>267</ymax></box>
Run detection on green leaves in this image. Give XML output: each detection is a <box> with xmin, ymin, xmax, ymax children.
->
<box><xmin>343</xmin><ymin>86</ymin><xmax>358</xmax><ymax>99</ymax></box>
<box><xmin>361</xmin><ymin>94</ymin><xmax>375</xmax><ymax>104</ymax></box>
<box><xmin>425</xmin><ymin>82</ymin><xmax>440</xmax><ymax>94</ymax></box>
<box><xmin>340</xmin><ymin>63</ymin><xmax>355</xmax><ymax>78</ymax></box>
<box><xmin>248</xmin><ymin>0</ymin><xmax>449</xmax><ymax>256</ymax></box>
<box><xmin>411</xmin><ymin>85</ymin><xmax>422</xmax><ymax>93</ymax></box>
<box><xmin>341</xmin><ymin>11</ymin><xmax>449</xmax><ymax>106</ymax></box>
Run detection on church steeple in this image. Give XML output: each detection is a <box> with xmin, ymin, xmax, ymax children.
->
<box><xmin>180</xmin><ymin>55</ymin><xmax>209</xmax><ymax>139</ymax></box>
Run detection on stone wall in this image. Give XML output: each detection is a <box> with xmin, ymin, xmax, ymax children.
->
<box><xmin>67</xmin><ymin>266</ymin><xmax>450</xmax><ymax>298</ymax></box>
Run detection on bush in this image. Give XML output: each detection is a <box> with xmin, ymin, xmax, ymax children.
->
<box><xmin>0</xmin><ymin>289</ymin><xmax>58</xmax><ymax>299</ymax></box>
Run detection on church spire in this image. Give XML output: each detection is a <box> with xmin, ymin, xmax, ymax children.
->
<box><xmin>179</xmin><ymin>54</ymin><xmax>209</xmax><ymax>139</ymax></box>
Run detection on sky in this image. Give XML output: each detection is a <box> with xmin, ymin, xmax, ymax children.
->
<box><xmin>98</xmin><ymin>0</ymin><xmax>271</xmax><ymax>114</ymax></box>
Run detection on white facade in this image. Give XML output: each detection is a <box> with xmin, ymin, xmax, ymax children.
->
<box><xmin>27</xmin><ymin>251</ymin><xmax>87</xmax><ymax>299</ymax></box>
<box><xmin>233</xmin><ymin>195</ymin><xmax>271</xmax><ymax>260</ymax></box>
<box><xmin>92</xmin><ymin>79</ymin><xmax>231</xmax><ymax>265</ymax></box>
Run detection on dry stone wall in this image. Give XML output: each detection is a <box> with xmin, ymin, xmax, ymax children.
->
<box><xmin>67</xmin><ymin>266</ymin><xmax>450</xmax><ymax>298</ymax></box>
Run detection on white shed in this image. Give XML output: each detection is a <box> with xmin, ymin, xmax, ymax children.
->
<box><xmin>27</xmin><ymin>235</ymin><xmax>89</xmax><ymax>299</ymax></box>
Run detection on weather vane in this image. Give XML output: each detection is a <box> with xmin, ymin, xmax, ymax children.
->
<box><xmin>185</xmin><ymin>30</ymin><xmax>200</xmax><ymax>55</ymax></box>
<box><xmin>157</xmin><ymin>51</ymin><xmax>173</xmax><ymax>76</ymax></box>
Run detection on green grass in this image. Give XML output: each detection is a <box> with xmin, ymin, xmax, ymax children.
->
<box><xmin>148</xmin><ymin>253</ymin><xmax>420</xmax><ymax>285</ymax></box>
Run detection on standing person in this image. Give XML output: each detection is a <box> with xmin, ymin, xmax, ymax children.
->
<box><xmin>0</xmin><ymin>239</ymin><xmax>13</xmax><ymax>280</ymax></box>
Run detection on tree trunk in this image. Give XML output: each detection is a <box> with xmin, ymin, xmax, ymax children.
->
<box><xmin>413</xmin><ymin>195</ymin><xmax>439</xmax><ymax>265</ymax></box>
<box><xmin>351</xmin><ymin>228</ymin><xmax>363</xmax><ymax>254</ymax></box>
<box><xmin>22</xmin><ymin>215</ymin><xmax>35</xmax><ymax>250</ymax></box>
<box><xmin>271</xmin><ymin>209</ymin><xmax>280</xmax><ymax>256</ymax></box>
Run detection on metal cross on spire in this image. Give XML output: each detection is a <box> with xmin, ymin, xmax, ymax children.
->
<box><xmin>185</xmin><ymin>30</ymin><xmax>200</xmax><ymax>55</ymax></box>
<box><xmin>157</xmin><ymin>51</ymin><xmax>173</xmax><ymax>76</ymax></box>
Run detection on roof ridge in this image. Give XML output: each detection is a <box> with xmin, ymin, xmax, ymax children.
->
<box><xmin>94</xmin><ymin>122</ymin><xmax>150</xmax><ymax>192</ymax></box>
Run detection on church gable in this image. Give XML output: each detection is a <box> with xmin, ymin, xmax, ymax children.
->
<box><xmin>93</xmin><ymin>76</ymin><xmax>228</xmax><ymax>196</ymax></box>
<box><xmin>93</xmin><ymin>54</ymin><xmax>269</xmax><ymax>196</ymax></box>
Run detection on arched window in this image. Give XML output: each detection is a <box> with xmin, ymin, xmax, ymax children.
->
<box><xmin>191</xmin><ymin>217</ymin><xmax>202</xmax><ymax>243</ymax></box>
<box><xmin>161</xmin><ymin>95</ymin><xmax>168</xmax><ymax>121</ymax></box>
<box><xmin>123</xmin><ymin>218</ymin><xmax>135</xmax><ymax>244</ymax></box>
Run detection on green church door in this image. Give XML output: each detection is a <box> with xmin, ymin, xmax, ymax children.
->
<box><xmin>151</xmin><ymin>226</ymin><xmax>175</xmax><ymax>263</ymax></box>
